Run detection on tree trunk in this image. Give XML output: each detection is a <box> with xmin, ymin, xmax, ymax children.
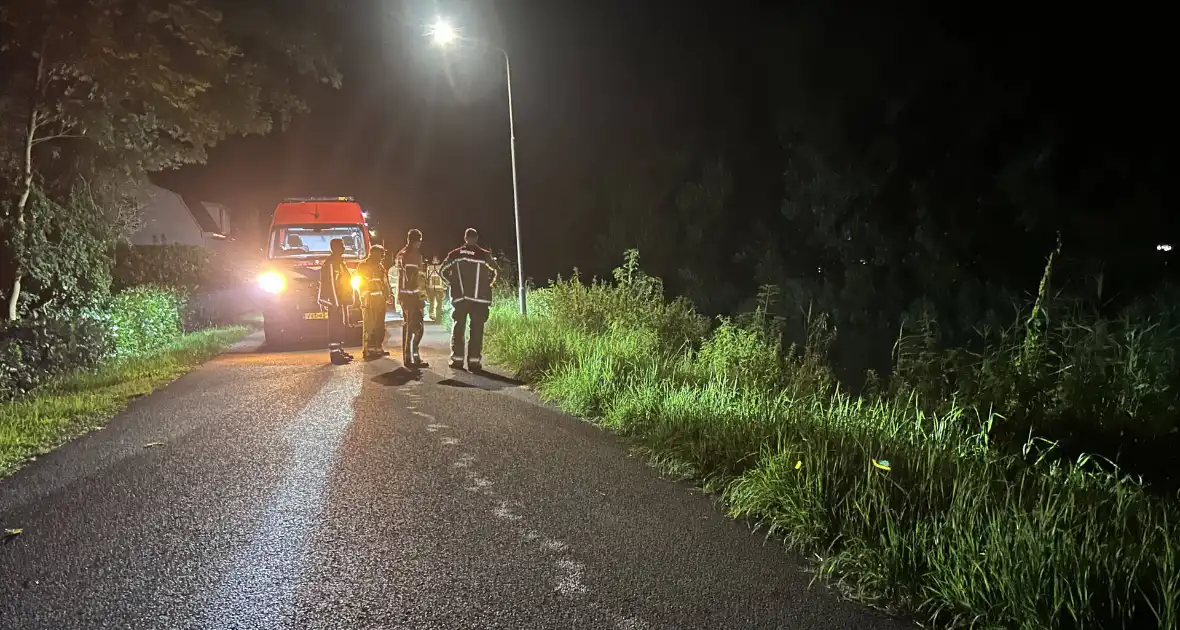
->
<box><xmin>7</xmin><ymin>113</ymin><xmax>37</xmax><ymax>322</ymax></box>
<box><xmin>7</xmin><ymin>45</ymin><xmax>46</xmax><ymax>321</ymax></box>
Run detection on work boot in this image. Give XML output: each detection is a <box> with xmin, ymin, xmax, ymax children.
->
<box><xmin>468</xmin><ymin>358</ymin><xmax>482</xmax><ymax>373</ymax></box>
<box><xmin>330</xmin><ymin>344</ymin><xmax>351</xmax><ymax>365</ymax></box>
<box><xmin>449</xmin><ymin>354</ymin><xmax>464</xmax><ymax>370</ymax></box>
<box><xmin>410</xmin><ymin>339</ymin><xmax>423</xmax><ymax>366</ymax></box>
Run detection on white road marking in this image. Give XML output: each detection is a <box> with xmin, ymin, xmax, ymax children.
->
<box><xmin>440</xmin><ymin>437</ymin><xmax>460</xmax><ymax>445</ymax></box>
<box><xmin>555</xmin><ymin>559</ymin><xmax>588</xmax><ymax>595</ymax></box>
<box><xmin>442</xmin><ymin>422</ymin><xmax>653</xmax><ymax>627</ymax></box>
<box><xmin>413</xmin><ymin>411</ymin><xmax>437</xmax><ymax>421</ymax></box>
<box><xmin>463</xmin><ymin>474</ymin><xmax>494</xmax><ymax>493</ymax></box>
<box><xmin>606</xmin><ymin>611</ymin><xmax>651</xmax><ymax>629</ymax></box>
<box><xmin>493</xmin><ymin>502</ymin><xmax>522</xmax><ymax>521</ymax></box>
<box><xmin>198</xmin><ymin>361</ymin><xmax>362</xmax><ymax>628</ymax></box>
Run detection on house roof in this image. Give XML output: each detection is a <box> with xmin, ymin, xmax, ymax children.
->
<box><xmin>181</xmin><ymin>195</ymin><xmax>225</xmax><ymax>235</ymax></box>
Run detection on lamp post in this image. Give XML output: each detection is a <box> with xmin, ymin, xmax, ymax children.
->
<box><xmin>430</xmin><ymin>18</ymin><xmax>527</xmax><ymax>316</ymax></box>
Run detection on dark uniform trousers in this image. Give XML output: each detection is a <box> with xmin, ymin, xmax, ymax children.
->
<box><xmin>363</xmin><ymin>294</ymin><xmax>387</xmax><ymax>353</ymax></box>
<box><xmin>400</xmin><ymin>293</ymin><xmax>426</xmax><ymax>364</ymax></box>
<box><xmin>451</xmin><ymin>300</ymin><xmax>490</xmax><ymax>364</ymax></box>
<box><xmin>327</xmin><ymin>305</ymin><xmax>346</xmax><ymax>348</ymax></box>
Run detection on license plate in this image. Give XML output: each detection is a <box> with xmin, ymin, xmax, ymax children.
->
<box><xmin>304</xmin><ymin>312</ymin><xmax>328</xmax><ymax>320</ymax></box>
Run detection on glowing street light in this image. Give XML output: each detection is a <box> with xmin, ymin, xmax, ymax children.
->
<box><xmin>430</xmin><ymin>17</ymin><xmax>527</xmax><ymax>316</ymax></box>
<box><xmin>430</xmin><ymin>18</ymin><xmax>457</xmax><ymax>46</ymax></box>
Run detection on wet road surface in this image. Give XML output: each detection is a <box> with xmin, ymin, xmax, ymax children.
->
<box><xmin>0</xmin><ymin>323</ymin><xmax>912</xmax><ymax>629</ymax></box>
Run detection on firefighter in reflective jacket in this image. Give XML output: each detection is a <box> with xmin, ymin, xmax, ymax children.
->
<box><xmin>357</xmin><ymin>244</ymin><xmax>391</xmax><ymax>359</ymax></box>
<box><xmin>426</xmin><ymin>256</ymin><xmax>446</xmax><ymax>322</ymax></box>
<box><xmin>317</xmin><ymin>238</ymin><xmax>355</xmax><ymax>364</ymax></box>
<box><xmin>395</xmin><ymin>229</ymin><xmax>429</xmax><ymax>368</ymax></box>
<box><xmin>440</xmin><ymin>227</ymin><xmax>498</xmax><ymax>371</ymax></box>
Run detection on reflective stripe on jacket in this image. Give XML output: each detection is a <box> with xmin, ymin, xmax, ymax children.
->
<box><xmin>440</xmin><ymin>245</ymin><xmax>498</xmax><ymax>304</ymax></box>
<box><xmin>395</xmin><ymin>247</ymin><xmax>424</xmax><ymax>296</ymax></box>
<box><xmin>357</xmin><ymin>259</ymin><xmax>390</xmax><ymax>300</ymax></box>
<box><xmin>317</xmin><ymin>256</ymin><xmax>354</xmax><ymax>307</ymax></box>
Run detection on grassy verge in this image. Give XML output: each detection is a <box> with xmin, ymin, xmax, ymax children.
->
<box><xmin>0</xmin><ymin>327</ymin><xmax>249</xmax><ymax>478</ymax></box>
<box><xmin>483</xmin><ymin>262</ymin><xmax>1179</xmax><ymax>629</ymax></box>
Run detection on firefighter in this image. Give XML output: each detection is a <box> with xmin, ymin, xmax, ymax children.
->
<box><xmin>317</xmin><ymin>238</ymin><xmax>355</xmax><ymax>364</ymax></box>
<box><xmin>395</xmin><ymin>229</ymin><xmax>429</xmax><ymax>369</ymax></box>
<box><xmin>357</xmin><ymin>244</ymin><xmax>391</xmax><ymax>360</ymax></box>
<box><xmin>440</xmin><ymin>227</ymin><xmax>498</xmax><ymax>372</ymax></box>
<box><xmin>426</xmin><ymin>256</ymin><xmax>446</xmax><ymax>322</ymax></box>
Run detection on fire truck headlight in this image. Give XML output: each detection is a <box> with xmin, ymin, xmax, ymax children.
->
<box><xmin>258</xmin><ymin>271</ymin><xmax>286</xmax><ymax>294</ymax></box>
<box><xmin>350</xmin><ymin>275</ymin><xmax>362</xmax><ymax>291</ymax></box>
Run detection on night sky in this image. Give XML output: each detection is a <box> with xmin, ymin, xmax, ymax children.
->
<box><xmin>158</xmin><ymin>0</ymin><xmax>690</xmax><ymax>271</ymax></box>
<box><xmin>157</xmin><ymin>0</ymin><xmax>1176</xmax><ymax>281</ymax></box>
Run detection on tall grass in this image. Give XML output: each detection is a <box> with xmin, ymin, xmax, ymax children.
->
<box><xmin>484</xmin><ymin>250</ymin><xmax>1180</xmax><ymax>629</ymax></box>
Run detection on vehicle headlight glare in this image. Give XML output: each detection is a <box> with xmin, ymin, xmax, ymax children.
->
<box><xmin>259</xmin><ymin>271</ymin><xmax>286</xmax><ymax>294</ymax></box>
<box><xmin>350</xmin><ymin>275</ymin><xmax>362</xmax><ymax>291</ymax></box>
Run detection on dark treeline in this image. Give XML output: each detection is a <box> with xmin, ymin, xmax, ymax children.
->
<box><xmin>536</xmin><ymin>2</ymin><xmax>1174</xmax><ymax>383</ymax></box>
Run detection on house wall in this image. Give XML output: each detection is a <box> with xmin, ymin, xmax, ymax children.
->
<box><xmin>128</xmin><ymin>185</ymin><xmax>205</xmax><ymax>246</ymax></box>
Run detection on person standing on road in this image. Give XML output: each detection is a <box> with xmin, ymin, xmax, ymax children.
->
<box><xmin>357</xmin><ymin>244</ymin><xmax>391</xmax><ymax>360</ymax></box>
<box><xmin>426</xmin><ymin>255</ymin><xmax>446</xmax><ymax>323</ymax></box>
<box><xmin>395</xmin><ymin>229</ymin><xmax>429</xmax><ymax>369</ymax></box>
<box><xmin>317</xmin><ymin>238</ymin><xmax>355</xmax><ymax>364</ymax></box>
<box><xmin>440</xmin><ymin>228</ymin><xmax>498</xmax><ymax>372</ymax></box>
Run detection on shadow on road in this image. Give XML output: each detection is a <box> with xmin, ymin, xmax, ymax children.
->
<box><xmin>436</xmin><ymin>378</ymin><xmax>477</xmax><ymax>389</ymax></box>
<box><xmin>434</xmin><ymin>370</ymin><xmax>525</xmax><ymax>392</ymax></box>
<box><xmin>472</xmin><ymin>371</ymin><xmax>523</xmax><ymax>387</ymax></box>
<box><xmin>371</xmin><ymin>367</ymin><xmax>422</xmax><ymax>387</ymax></box>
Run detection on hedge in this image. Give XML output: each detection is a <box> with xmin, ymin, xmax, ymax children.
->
<box><xmin>0</xmin><ymin>286</ymin><xmax>187</xmax><ymax>400</ymax></box>
<box><xmin>112</xmin><ymin>243</ymin><xmax>244</xmax><ymax>293</ymax></box>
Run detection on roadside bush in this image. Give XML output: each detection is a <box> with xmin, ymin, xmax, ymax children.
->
<box><xmin>105</xmin><ymin>286</ymin><xmax>185</xmax><ymax>357</ymax></box>
<box><xmin>887</xmin><ymin>259</ymin><xmax>1180</xmax><ymax>488</ymax></box>
<box><xmin>537</xmin><ymin>250</ymin><xmax>709</xmax><ymax>348</ymax></box>
<box><xmin>112</xmin><ymin>243</ymin><xmax>240</xmax><ymax>293</ymax></box>
<box><xmin>0</xmin><ymin>317</ymin><xmax>113</xmax><ymax>400</ymax></box>
<box><xmin>696</xmin><ymin>319</ymin><xmax>784</xmax><ymax>392</ymax></box>
<box><xmin>484</xmin><ymin>250</ymin><xmax>1180</xmax><ymax>630</ymax></box>
<box><xmin>0</xmin><ymin>183</ymin><xmax>131</xmax><ymax>320</ymax></box>
<box><xmin>1</xmin><ymin>287</ymin><xmax>203</xmax><ymax>402</ymax></box>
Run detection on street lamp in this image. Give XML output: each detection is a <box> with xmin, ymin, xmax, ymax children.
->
<box><xmin>430</xmin><ymin>17</ymin><xmax>527</xmax><ymax>316</ymax></box>
<box><xmin>429</xmin><ymin>18</ymin><xmax>456</xmax><ymax>45</ymax></box>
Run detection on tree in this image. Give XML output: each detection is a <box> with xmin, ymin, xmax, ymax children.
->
<box><xmin>0</xmin><ymin>0</ymin><xmax>341</xmax><ymax>320</ymax></box>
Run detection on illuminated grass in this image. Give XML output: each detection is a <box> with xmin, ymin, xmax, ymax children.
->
<box><xmin>484</xmin><ymin>280</ymin><xmax>1180</xmax><ymax>629</ymax></box>
<box><xmin>0</xmin><ymin>327</ymin><xmax>248</xmax><ymax>478</ymax></box>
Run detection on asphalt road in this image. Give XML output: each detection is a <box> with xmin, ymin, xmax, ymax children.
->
<box><xmin>0</xmin><ymin>323</ymin><xmax>912</xmax><ymax>630</ymax></box>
